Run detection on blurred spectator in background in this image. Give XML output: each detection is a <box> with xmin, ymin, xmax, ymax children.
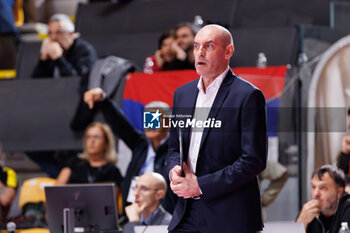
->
<box><xmin>12</xmin><ymin>0</ymin><xmax>24</xmax><ymax>26</ymax></box>
<box><xmin>259</xmin><ymin>160</ymin><xmax>288</xmax><ymax>221</ymax></box>
<box><xmin>123</xmin><ymin>173</ymin><xmax>172</xmax><ymax>233</ymax></box>
<box><xmin>144</xmin><ymin>29</ymin><xmax>191</xmax><ymax>73</ymax></box>
<box><xmin>337</xmin><ymin>107</ymin><xmax>350</xmax><ymax>194</ymax></box>
<box><xmin>32</xmin><ymin>13</ymin><xmax>97</xmax><ymax>89</ymax></box>
<box><xmin>56</xmin><ymin>122</ymin><xmax>123</xmax><ymax>187</ymax></box>
<box><xmin>28</xmin><ymin>14</ymin><xmax>97</xmax><ymax>178</ymax></box>
<box><xmin>0</xmin><ymin>0</ymin><xmax>19</xmax><ymax>69</ymax></box>
<box><xmin>83</xmin><ymin>88</ymin><xmax>177</xmax><ymax>216</ymax></box>
<box><xmin>23</xmin><ymin>0</ymin><xmax>38</xmax><ymax>23</ymax></box>
<box><xmin>0</xmin><ymin>143</ymin><xmax>18</xmax><ymax>224</ymax></box>
<box><xmin>174</xmin><ymin>22</ymin><xmax>196</xmax><ymax>69</ymax></box>
<box><xmin>296</xmin><ymin>165</ymin><xmax>350</xmax><ymax>233</ymax></box>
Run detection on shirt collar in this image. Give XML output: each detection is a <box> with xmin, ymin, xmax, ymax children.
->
<box><xmin>140</xmin><ymin>207</ymin><xmax>160</xmax><ymax>225</ymax></box>
<box><xmin>197</xmin><ymin>66</ymin><xmax>230</xmax><ymax>93</ymax></box>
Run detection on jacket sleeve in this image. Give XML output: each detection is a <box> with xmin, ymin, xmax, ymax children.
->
<box><xmin>31</xmin><ymin>60</ymin><xmax>53</xmax><ymax>78</ymax></box>
<box><xmin>70</xmin><ymin>92</ymin><xmax>99</xmax><ymax>131</ymax></box>
<box><xmin>197</xmin><ymin>89</ymin><xmax>268</xmax><ymax>202</ymax></box>
<box><xmin>166</xmin><ymin>89</ymin><xmax>181</xmax><ymax>175</ymax></box>
<box><xmin>100</xmin><ymin>98</ymin><xmax>145</xmax><ymax>150</ymax></box>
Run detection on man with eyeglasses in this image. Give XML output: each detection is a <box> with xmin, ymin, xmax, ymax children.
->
<box><xmin>28</xmin><ymin>14</ymin><xmax>97</xmax><ymax>178</ymax></box>
<box><xmin>123</xmin><ymin>172</ymin><xmax>172</xmax><ymax>233</ymax></box>
<box><xmin>83</xmin><ymin>87</ymin><xmax>178</xmax><ymax>216</ymax></box>
<box><xmin>32</xmin><ymin>13</ymin><xmax>97</xmax><ymax>87</ymax></box>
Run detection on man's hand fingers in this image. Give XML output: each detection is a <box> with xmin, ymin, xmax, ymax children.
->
<box><xmin>88</xmin><ymin>100</ymin><xmax>94</xmax><ymax>109</ymax></box>
<box><xmin>84</xmin><ymin>93</ymin><xmax>94</xmax><ymax>109</ymax></box>
<box><xmin>84</xmin><ymin>88</ymin><xmax>105</xmax><ymax>109</ymax></box>
<box><xmin>171</xmin><ymin>182</ymin><xmax>183</xmax><ymax>196</ymax></box>
<box><xmin>170</xmin><ymin>165</ymin><xmax>182</xmax><ymax>181</ymax></box>
<box><xmin>171</xmin><ymin>182</ymin><xmax>187</xmax><ymax>195</ymax></box>
<box><xmin>171</xmin><ymin>174</ymin><xmax>184</xmax><ymax>185</ymax></box>
<box><xmin>140</xmin><ymin>202</ymin><xmax>147</xmax><ymax>212</ymax></box>
<box><xmin>182</xmin><ymin>162</ymin><xmax>191</xmax><ymax>175</ymax></box>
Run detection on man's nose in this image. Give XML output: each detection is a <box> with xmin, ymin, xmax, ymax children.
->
<box><xmin>197</xmin><ymin>46</ymin><xmax>205</xmax><ymax>57</ymax></box>
<box><xmin>134</xmin><ymin>188</ymin><xmax>140</xmax><ymax>196</ymax></box>
<box><xmin>313</xmin><ymin>188</ymin><xmax>321</xmax><ymax>198</ymax></box>
<box><xmin>50</xmin><ymin>35</ymin><xmax>57</xmax><ymax>41</ymax></box>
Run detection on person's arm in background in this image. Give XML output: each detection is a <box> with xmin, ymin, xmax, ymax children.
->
<box><xmin>84</xmin><ymin>88</ymin><xmax>144</xmax><ymax>150</ymax></box>
<box><xmin>32</xmin><ymin>39</ymin><xmax>56</xmax><ymax>78</ymax></box>
<box><xmin>0</xmin><ymin>167</ymin><xmax>17</xmax><ymax>207</ymax></box>
<box><xmin>171</xmin><ymin>41</ymin><xmax>186</xmax><ymax>61</ymax></box>
<box><xmin>56</xmin><ymin>167</ymin><xmax>72</xmax><ymax>185</ymax></box>
<box><xmin>0</xmin><ymin>182</ymin><xmax>16</xmax><ymax>207</ymax></box>
<box><xmin>296</xmin><ymin>200</ymin><xmax>320</xmax><ymax>231</ymax></box>
<box><xmin>338</xmin><ymin>135</ymin><xmax>350</xmax><ymax>175</ymax></box>
<box><xmin>56</xmin><ymin>156</ymin><xmax>77</xmax><ymax>185</ymax></box>
<box><xmin>259</xmin><ymin>160</ymin><xmax>288</xmax><ymax>207</ymax></box>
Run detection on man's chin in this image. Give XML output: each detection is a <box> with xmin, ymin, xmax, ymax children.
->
<box><xmin>321</xmin><ymin>206</ymin><xmax>338</xmax><ymax>216</ymax></box>
<box><xmin>135</xmin><ymin>201</ymin><xmax>142</xmax><ymax>206</ymax></box>
<box><xmin>195</xmin><ymin>67</ymin><xmax>205</xmax><ymax>76</ymax></box>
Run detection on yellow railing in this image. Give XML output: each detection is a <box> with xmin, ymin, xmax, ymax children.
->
<box><xmin>0</xmin><ymin>70</ymin><xmax>16</xmax><ymax>79</ymax></box>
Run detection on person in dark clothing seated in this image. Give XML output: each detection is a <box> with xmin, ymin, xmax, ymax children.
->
<box><xmin>296</xmin><ymin>165</ymin><xmax>350</xmax><ymax>233</ymax></box>
<box><xmin>337</xmin><ymin>108</ymin><xmax>350</xmax><ymax>193</ymax></box>
<box><xmin>32</xmin><ymin>13</ymin><xmax>97</xmax><ymax>84</ymax></box>
<box><xmin>144</xmin><ymin>29</ymin><xmax>189</xmax><ymax>73</ymax></box>
<box><xmin>83</xmin><ymin>87</ymin><xmax>177</xmax><ymax>216</ymax></box>
<box><xmin>56</xmin><ymin>122</ymin><xmax>123</xmax><ymax>187</ymax></box>
<box><xmin>28</xmin><ymin>14</ymin><xmax>98</xmax><ymax>178</ymax></box>
<box><xmin>173</xmin><ymin>22</ymin><xmax>197</xmax><ymax>69</ymax></box>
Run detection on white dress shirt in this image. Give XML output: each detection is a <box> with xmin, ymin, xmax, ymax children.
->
<box><xmin>187</xmin><ymin>66</ymin><xmax>230</xmax><ymax>173</ymax></box>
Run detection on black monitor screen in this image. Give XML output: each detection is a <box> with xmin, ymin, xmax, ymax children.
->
<box><xmin>45</xmin><ymin>183</ymin><xmax>118</xmax><ymax>233</ymax></box>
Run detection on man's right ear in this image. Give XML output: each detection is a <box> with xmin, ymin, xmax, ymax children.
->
<box><xmin>225</xmin><ymin>44</ymin><xmax>234</xmax><ymax>60</ymax></box>
<box><xmin>156</xmin><ymin>189</ymin><xmax>165</xmax><ymax>200</ymax></box>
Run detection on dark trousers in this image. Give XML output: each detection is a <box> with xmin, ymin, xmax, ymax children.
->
<box><xmin>169</xmin><ymin>198</ymin><xmax>211</xmax><ymax>233</ymax></box>
<box><xmin>169</xmin><ymin>199</ymin><xmax>258</xmax><ymax>233</ymax></box>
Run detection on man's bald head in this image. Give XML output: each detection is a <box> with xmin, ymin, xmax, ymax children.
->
<box><xmin>193</xmin><ymin>24</ymin><xmax>235</xmax><ymax>82</ymax></box>
<box><xmin>199</xmin><ymin>24</ymin><xmax>233</xmax><ymax>47</ymax></box>
<box><xmin>140</xmin><ymin>172</ymin><xmax>167</xmax><ymax>193</ymax></box>
<box><xmin>133</xmin><ymin>172</ymin><xmax>167</xmax><ymax>215</ymax></box>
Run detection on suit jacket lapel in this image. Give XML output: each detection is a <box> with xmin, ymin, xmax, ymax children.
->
<box><xmin>199</xmin><ymin>70</ymin><xmax>234</xmax><ymax>150</ymax></box>
<box><xmin>182</xmin><ymin>81</ymin><xmax>199</xmax><ymax>163</ymax></box>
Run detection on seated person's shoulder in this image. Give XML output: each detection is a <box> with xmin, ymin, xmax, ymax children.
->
<box><xmin>64</xmin><ymin>156</ymin><xmax>85</xmax><ymax>168</ymax></box>
<box><xmin>163</xmin><ymin>211</ymin><xmax>172</xmax><ymax>225</ymax></box>
<box><xmin>343</xmin><ymin>193</ymin><xmax>350</xmax><ymax>204</ymax></box>
<box><xmin>102</xmin><ymin>163</ymin><xmax>123</xmax><ymax>185</ymax></box>
<box><xmin>74</xmin><ymin>38</ymin><xmax>96</xmax><ymax>53</ymax></box>
<box><xmin>1</xmin><ymin>166</ymin><xmax>17</xmax><ymax>188</ymax></box>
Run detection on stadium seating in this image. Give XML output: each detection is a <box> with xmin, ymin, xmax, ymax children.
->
<box><xmin>83</xmin><ymin>33</ymin><xmax>159</xmax><ymax>68</ymax></box>
<box><xmin>15</xmin><ymin>40</ymin><xmax>41</xmax><ymax>79</ymax></box>
<box><xmin>75</xmin><ymin>0</ymin><xmax>238</xmax><ymax>35</ymax></box>
<box><xmin>230</xmin><ymin>27</ymin><xmax>300</xmax><ymax>67</ymax></box>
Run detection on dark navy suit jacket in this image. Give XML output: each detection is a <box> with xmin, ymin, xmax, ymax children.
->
<box><xmin>167</xmin><ymin>69</ymin><xmax>268</xmax><ymax>233</ymax></box>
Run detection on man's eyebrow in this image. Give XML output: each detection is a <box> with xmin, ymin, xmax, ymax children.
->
<box><xmin>311</xmin><ymin>181</ymin><xmax>328</xmax><ymax>185</ymax></box>
<box><xmin>194</xmin><ymin>40</ymin><xmax>215</xmax><ymax>44</ymax></box>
